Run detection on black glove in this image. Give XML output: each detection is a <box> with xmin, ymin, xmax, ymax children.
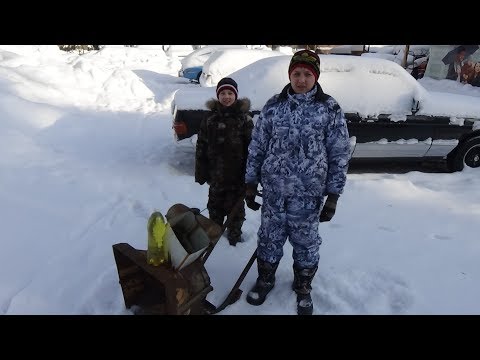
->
<box><xmin>195</xmin><ymin>164</ymin><xmax>209</xmax><ymax>185</ymax></box>
<box><xmin>195</xmin><ymin>175</ymin><xmax>210</xmax><ymax>186</ymax></box>
<box><xmin>245</xmin><ymin>183</ymin><xmax>261</xmax><ymax>211</ymax></box>
<box><xmin>319</xmin><ymin>194</ymin><xmax>339</xmax><ymax>222</ymax></box>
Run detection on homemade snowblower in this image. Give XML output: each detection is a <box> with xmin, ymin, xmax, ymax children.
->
<box><xmin>112</xmin><ymin>198</ymin><xmax>257</xmax><ymax>315</ymax></box>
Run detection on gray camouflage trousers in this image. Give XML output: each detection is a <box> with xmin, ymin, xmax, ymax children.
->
<box><xmin>257</xmin><ymin>192</ymin><xmax>323</xmax><ymax>269</ymax></box>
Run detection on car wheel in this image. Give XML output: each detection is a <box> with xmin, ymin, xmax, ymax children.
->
<box><xmin>448</xmin><ymin>136</ymin><xmax>480</xmax><ymax>171</ymax></box>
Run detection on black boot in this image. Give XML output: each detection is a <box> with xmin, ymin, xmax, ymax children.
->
<box><xmin>227</xmin><ymin>227</ymin><xmax>242</xmax><ymax>246</ymax></box>
<box><xmin>246</xmin><ymin>259</ymin><xmax>279</xmax><ymax>306</ymax></box>
<box><xmin>227</xmin><ymin>217</ymin><xmax>244</xmax><ymax>246</ymax></box>
<box><xmin>292</xmin><ymin>265</ymin><xmax>318</xmax><ymax>315</ymax></box>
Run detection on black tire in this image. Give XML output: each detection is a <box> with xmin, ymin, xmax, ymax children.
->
<box><xmin>448</xmin><ymin>136</ymin><xmax>480</xmax><ymax>171</ymax></box>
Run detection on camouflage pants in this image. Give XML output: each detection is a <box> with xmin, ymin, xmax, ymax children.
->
<box><xmin>257</xmin><ymin>192</ymin><xmax>323</xmax><ymax>269</ymax></box>
<box><xmin>208</xmin><ymin>184</ymin><xmax>245</xmax><ymax>242</ymax></box>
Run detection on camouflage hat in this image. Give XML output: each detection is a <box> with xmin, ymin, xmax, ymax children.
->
<box><xmin>288</xmin><ymin>49</ymin><xmax>320</xmax><ymax>81</ymax></box>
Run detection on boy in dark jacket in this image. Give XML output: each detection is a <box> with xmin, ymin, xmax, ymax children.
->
<box><xmin>195</xmin><ymin>77</ymin><xmax>254</xmax><ymax>246</ymax></box>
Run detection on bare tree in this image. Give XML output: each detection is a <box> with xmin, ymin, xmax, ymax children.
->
<box><xmin>402</xmin><ymin>45</ymin><xmax>410</xmax><ymax>68</ymax></box>
<box><xmin>58</xmin><ymin>45</ymin><xmax>95</xmax><ymax>54</ymax></box>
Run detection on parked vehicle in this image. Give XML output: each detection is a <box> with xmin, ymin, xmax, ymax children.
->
<box><xmin>199</xmin><ymin>48</ymin><xmax>283</xmax><ymax>87</ymax></box>
<box><xmin>172</xmin><ymin>55</ymin><xmax>480</xmax><ymax>171</ymax></box>
<box><xmin>178</xmin><ymin>45</ymin><xmax>247</xmax><ymax>83</ymax></box>
<box><xmin>163</xmin><ymin>45</ymin><xmax>194</xmax><ymax>59</ymax></box>
<box><xmin>178</xmin><ymin>66</ymin><xmax>204</xmax><ymax>82</ymax></box>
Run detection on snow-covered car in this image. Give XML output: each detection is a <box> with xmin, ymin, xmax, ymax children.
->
<box><xmin>361</xmin><ymin>45</ymin><xmax>430</xmax><ymax>68</ymax></box>
<box><xmin>199</xmin><ymin>48</ymin><xmax>283</xmax><ymax>87</ymax></box>
<box><xmin>163</xmin><ymin>45</ymin><xmax>194</xmax><ymax>59</ymax></box>
<box><xmin>178</xmin><ymin>45</ymin><xmax>247</xmax><ymax>82</ymax></box>
<box><xmin>178</xmin><ymin>66</ymin><xmax>204</xmax><ymax>82</ymax></box>
<box><xmin>172</xmin><ymin>55</ymin><xmax>480</xmax><ymax>171</ymax></box>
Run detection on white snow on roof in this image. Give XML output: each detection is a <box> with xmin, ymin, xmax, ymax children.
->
<box><xmin>174</xmin><ymin>54</ymin><xmax>438</xmax><ymax>118</ymax></box>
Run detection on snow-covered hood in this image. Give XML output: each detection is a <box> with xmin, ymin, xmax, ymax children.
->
<box><xmin>418</xmin><ymin>91</ymin><xmax>480</xmax><ymax>120</ymax></box>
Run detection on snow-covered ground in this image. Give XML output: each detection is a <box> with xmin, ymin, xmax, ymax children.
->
<box><xmin>0</xmin><ymin>45</ymin><xmax>479</xmax><ymax>315</ymax></box>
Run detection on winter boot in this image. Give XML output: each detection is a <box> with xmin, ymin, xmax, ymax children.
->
<box><xmin>246</xmin><ymin>259</ymin><xmax>279</xmax><ymax>306</ymax></box>
<box><xmin>227</xmin><ymin>217</ymin><xmax>244</xmax><ymax>246</ymax></box>
<box><xmin>227</xmin><ymin>233</ymin><xmax>241</xmax><ymax>246</ymax></box>
<box><xmin>227</xmin><ymin>227</ymin><xmax>242</xmax><ymax>246</ymax></box>
<box><xmin>292</xmin><ymin>265</ymin><xmax>318</xmax><ymax>315</ymax></box>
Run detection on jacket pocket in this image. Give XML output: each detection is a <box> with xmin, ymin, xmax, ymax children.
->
<box><xmin>272</xmin><ymin>126</ymin><xmax>289</xmax><ymax>151</ymax></box>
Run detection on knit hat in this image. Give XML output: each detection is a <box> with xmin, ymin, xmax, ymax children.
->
<box><xmin>216</xmin><ymin>77</ymin><xmax>238</xmax><ymax>100</ymax></box>
<box><xmin>288</xmin><ymin>49</ymin><xmax>321</xmax><ymax>81</ymax></box>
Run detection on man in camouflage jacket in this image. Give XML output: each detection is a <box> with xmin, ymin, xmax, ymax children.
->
<box><xmin>244</xmin><ymin>50</ymin><xmax>351</xmax><ymax>315</ymax></box>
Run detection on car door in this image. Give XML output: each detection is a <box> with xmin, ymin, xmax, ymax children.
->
<box><xmin>423</xmin><ymin>115</ymin><xmax>474</xmax><ymax>157</ymax></box>
<box><xmin>347</xmin><ymin>113</ymin><xmax>434</xmax><ymax>159</ymax></box>
<box><xmin>320</xmin><ymin>56</ymin><xmax>434</xmax><ymax>160</ymax></box>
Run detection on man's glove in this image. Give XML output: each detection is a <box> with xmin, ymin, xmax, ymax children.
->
<box><xmin>319</xmin><ymin>194</ymin><xmax>339</xmax><ymax>222</ymax></box>
<box><xmin>245</xmin><ymin>183</ymin><xmax>261</xmax><ymax>211</ymax></box>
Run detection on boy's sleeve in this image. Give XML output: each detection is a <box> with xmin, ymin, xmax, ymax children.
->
<box><xmin>243</xmin><ymin>114</ymin><xmax>254</xmax><ymax>160</ymax></box>
<box><xmin>195</xmin><ymin>116</ymin><xmax>209</xmax><ymax>185</ymax></box>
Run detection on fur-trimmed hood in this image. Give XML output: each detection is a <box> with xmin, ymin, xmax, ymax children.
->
<box><xmin>205</xmin><ymin>97</ymin><xmax>251</xmax><ymax>113</ymax></box>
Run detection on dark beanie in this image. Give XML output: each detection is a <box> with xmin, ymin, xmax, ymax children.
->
<box><xmin>216</xmin><ymin>77</ymin><xmax>238</xmax><ymax>100</ymax></box>
<box><xmin>288</xmin><ymin>49</ymin><xmax>321</xmax><ymax>81</ymax></box>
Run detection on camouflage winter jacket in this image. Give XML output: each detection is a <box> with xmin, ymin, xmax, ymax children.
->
<box><xmin>195</xmin><ymin>98</ymin><xmax>254</xmax><ymax>187</ymax></box>
<box><xmin>245</xmin><ymin>83</ymin><xmax>351</xmax><ymax>198</ymax></box>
